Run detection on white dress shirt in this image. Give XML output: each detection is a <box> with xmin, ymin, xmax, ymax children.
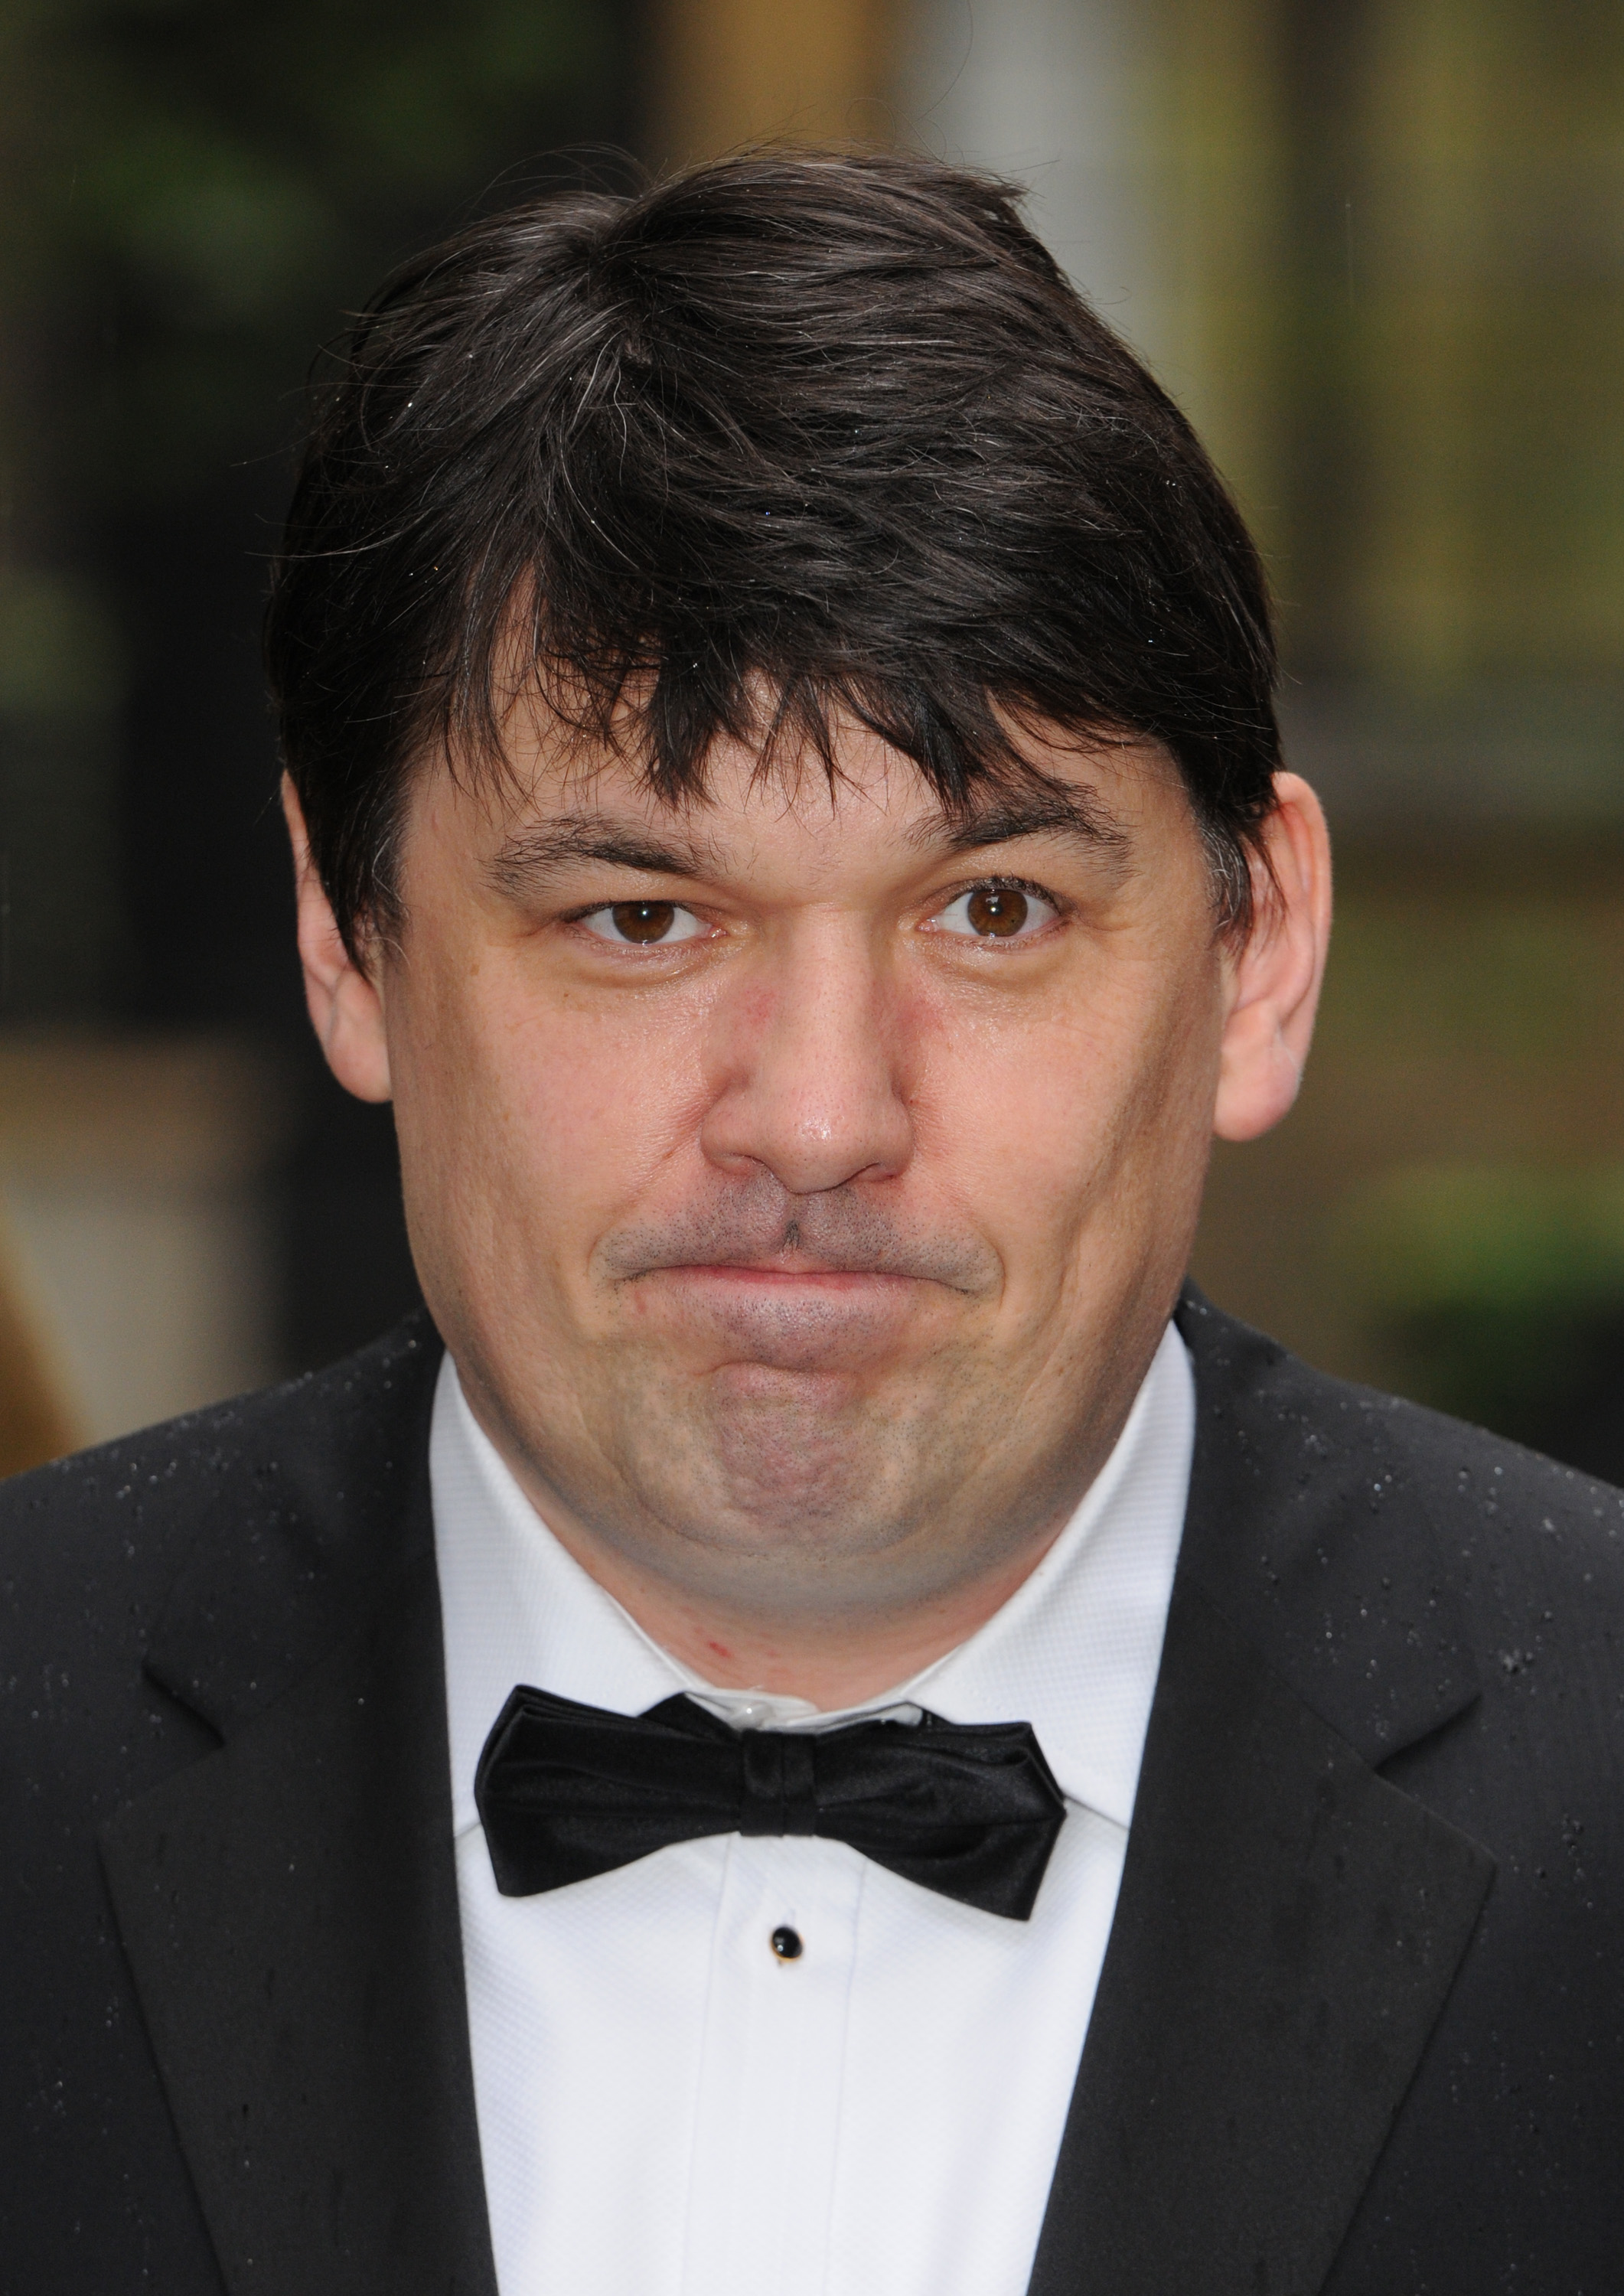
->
<box><xmin>432</xmin><ymin>1322</ymin><xmax>1194</xmax><ymax>2296</ymax></box>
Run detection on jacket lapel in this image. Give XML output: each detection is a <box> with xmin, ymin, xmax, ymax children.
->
<box><xmin>1027</xmin><ymin>1293</ymin><xmax>1495</xmax><ymax>2296</ymax></box>
<box><xmin>1026</xmin><ymin>1576</ymin><xmax>1492</xmax><ymax>2296</ymax></box>
<box><xmin>99</xmin><ymin>1324</ymin><xmax>497</xmax><ymax>2296</ymax></box>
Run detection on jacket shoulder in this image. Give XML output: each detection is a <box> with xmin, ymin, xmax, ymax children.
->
<box><xmin>0</xmin><ymin>1313</ymin><xmax>443</xmax><ymax>1702</ymax></box>
<box><xmin>1176</xmin><ymin>1287</ymin><xmax>1624</xmax><ymax>1757</ymax></box>
<box><xmin>1179</xmin><ymin>1284</ymin><xmax>1624</xmax><ymax>1579</ymax></box>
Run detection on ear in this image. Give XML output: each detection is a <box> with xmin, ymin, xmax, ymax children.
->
<box><xmin>282</xmin><ymin>775</ymin><xmax>393</xmax><ymax>1104</ymax></box>
<box><xmin>1211</xmin><ymin>771</ymin><xmax>1332</xmax><ymax>1143</ymax></box>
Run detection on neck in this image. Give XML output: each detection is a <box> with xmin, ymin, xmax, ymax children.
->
<box><xmin>456</xmin><ymin>1375</ymin><xmax>1097</xmax><ymax>1708</ymax></box>
<box><xmin>520</xmin><ymin>1521</ymin><xmax>1076</xmax><ymax>1708</ymax></box>
<box><xmin>450</xmin><ymin>1321</ymin><xmax>1160</xmax><ymax>1707</ymax></box>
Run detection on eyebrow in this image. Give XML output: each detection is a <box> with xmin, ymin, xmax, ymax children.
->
<box><xmin>486</xmin><ymin>815</ymin><xmax>727</xmax><ymax>895</ymax></box>
<box><xmin>921</xmin><ymin>782</ymin><xmax>1133</xmax><ymax>862</ymax></box>
<box><xmin>486</xmin><ymin>779</ymin><xmax>1132</xmax><ymax>898</ymax></box>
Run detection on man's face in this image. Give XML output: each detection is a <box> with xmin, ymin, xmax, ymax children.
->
<box><xmin>367</xmin><ymin>716</ymin><xmax>1236</xmax><ymax>1634</ymax></box>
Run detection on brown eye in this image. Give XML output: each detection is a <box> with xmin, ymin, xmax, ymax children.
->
<box><xmin>581</xmin><ymin>899</ymin><xmax>706</xmax><ymax>947</ymax></box>
<box><xmin>932</xmin><ymin>880</ymin><xmax>1057</xmax><ymax>944</ymax></box>
<box><xmin>965</xmin><ymin>885</ymin><xmax>1029</xmax><ymax>938</ymax></box>
<box><xmin>610</xmin><ymin>901</ymin><xmax>677</xmax><ymax>942</ymax></box>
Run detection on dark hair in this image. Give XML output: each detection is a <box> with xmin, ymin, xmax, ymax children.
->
<box><xmin>266</xmin><ymin>146</ymin><xmax>1282</xmax><ymax>953</ymax></box>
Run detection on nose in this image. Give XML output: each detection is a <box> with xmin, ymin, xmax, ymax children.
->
<box><xmin>699</xmin><ymin>921</ymin><xmax>915</xmax><ymax>1196</ymax></box>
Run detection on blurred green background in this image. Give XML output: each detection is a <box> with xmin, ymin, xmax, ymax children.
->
<box><xmin>2</xmin><ymin>0</ymin><xmax>1622</xmax><ymax>1473</ymax></box>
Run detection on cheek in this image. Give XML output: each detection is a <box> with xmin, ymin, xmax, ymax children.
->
<box><xmin>909</xmin><ymin>951</ymin><xmax>1222</xmax><ymax>1265</ymax></box>
<box><xmin>399</xmin><ymin>955</ymin><xmax>713</xmax><ymax>1257</ymax></box>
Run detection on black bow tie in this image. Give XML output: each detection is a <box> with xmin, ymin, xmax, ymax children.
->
<box><xmin>476</xmin><ymin>1685</ymin><xmax>1068</xmax><ymax>1920</ymax></box>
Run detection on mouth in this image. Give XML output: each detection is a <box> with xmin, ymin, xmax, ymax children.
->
<box><xmin>621</xmin><ymin>1257</ymin><xmax>947</xmax><ymax>1375</ymax></box>
<box><xmin>647</xmin><ymin>1260</ymin><xmax>926</xmax><ymax>1287</ymax></box>
<box><xmin>595</xmin><ymin>1186</ymin><xmax>1002</xmax><ymax>1369</ymax></box>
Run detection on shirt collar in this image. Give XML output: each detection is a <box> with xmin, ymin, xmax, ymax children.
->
<box><xmin>431</xmin><ymin>1322</ymin><xmax>1192</xmax><ymax>1838</ymax></box>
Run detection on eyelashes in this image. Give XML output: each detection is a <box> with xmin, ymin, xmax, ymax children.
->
<box><xmin>579</xmin><ymin>900</ymin><xmax>711</xmax><ymax>946</ymax></box>
<box><xmin>572</xmin><ymin>877</ymin><xmax>1063</xmax><ymax>951</ymax></box>
<box><xmin>928</xmin><ymin>881</ymin><xmax>1059</xmax><ymax>942</ymax></box>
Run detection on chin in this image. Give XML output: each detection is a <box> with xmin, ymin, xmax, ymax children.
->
<box><xmin>683</xmin><ymin>1390</ymin><xmax>915</xmax><ymax>1547</ymax></box>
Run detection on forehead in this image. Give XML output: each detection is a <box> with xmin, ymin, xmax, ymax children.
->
<box><xmin>415</xmin><ymin>710</ymin><xmax>1192</xmax><ymax>886</ymax></box>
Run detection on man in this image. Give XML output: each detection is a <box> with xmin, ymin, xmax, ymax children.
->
<box><xmin>2</xmin><ymin>148</ymin><xmax>1619</xmax><ymax>2296</ymax></box>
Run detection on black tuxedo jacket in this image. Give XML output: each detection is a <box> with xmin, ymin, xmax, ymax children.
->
<box><xmin>3</xmin><ymin>1292</ymin><xmax>1622</xmax><ymax>2294</ymax></box>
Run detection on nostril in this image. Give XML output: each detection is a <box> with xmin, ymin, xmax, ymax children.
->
<box><xmin>699</xmin><ymin>987</ymin><xmax>915</xmax><ymax>1195</ymax></box>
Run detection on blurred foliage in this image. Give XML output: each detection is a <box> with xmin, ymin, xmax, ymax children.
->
<box><xmin>0</xmin><ymin>0</ymin><xmax>630</xmax><ymax>1019</ymax></box>
<box><xmin>1337</xmin><ymin>1161</ymin><xmax>1624</xmax><ymax>1455</ymax></box>
<box><xmin>0</xmin><ymin>566</ymin><xmax>127</xmax><ymax>1006</ymax></box>
<box><xmin>1194</xmin><ymin>846</ymin><xmax>1624</xmax><ymax>1477</ymax></box>
<box><xmin>1323</xmin><ymin>894</ymin><xmax>1617</xmax><ymax>1066</ymax></box>
<box><xmin>0</xmin><ymin>0</ymin><xmax>624</xmax><ymax>507</ymax></box>
<box><xmin>0</xmin><ymin>565</ymin><xmax>126</xmax><ymax>726</ymax></box>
